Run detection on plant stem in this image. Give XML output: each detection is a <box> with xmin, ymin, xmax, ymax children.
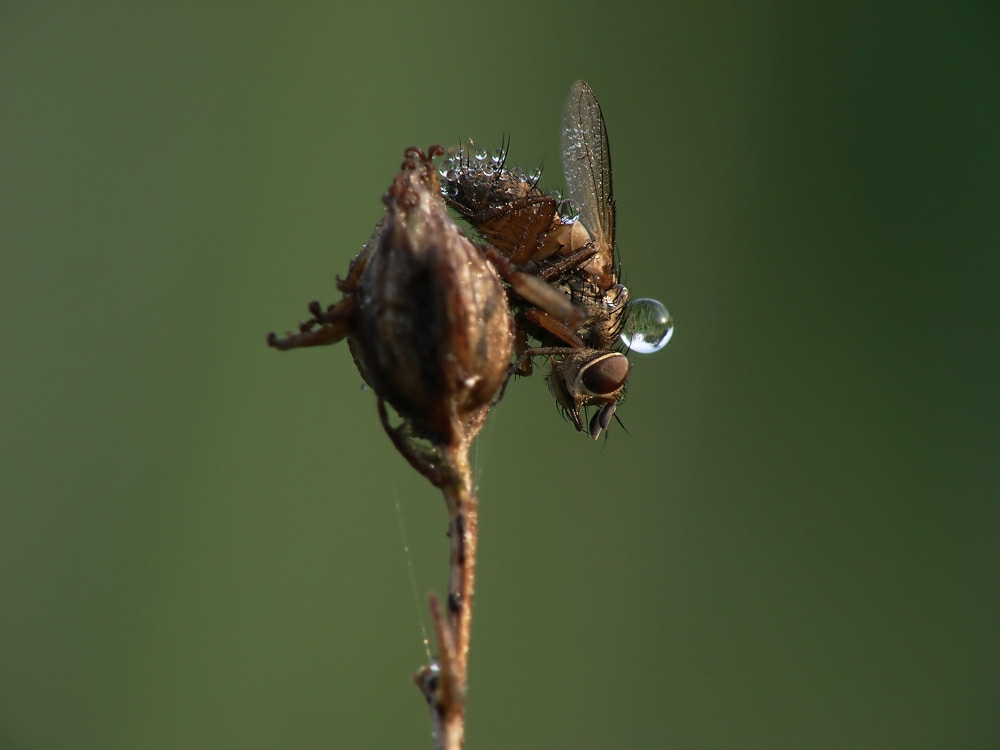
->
<box><xmin>442</xmin><ymin>440</ymin><xmax>477</xmax><ymax>687</ymax></box>
<box><xmin>386</xmin><ymin>405</ymin><xmax>488</xmax><ymax>750</ymax></box>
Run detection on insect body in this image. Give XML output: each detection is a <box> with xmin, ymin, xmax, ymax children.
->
<box><xmin>440</xmin><ymin>81</ymin><xmax>671</xmax><ymax>439</ymax></box>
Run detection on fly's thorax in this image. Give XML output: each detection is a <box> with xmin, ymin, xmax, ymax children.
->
<box><xmin>582</xmin><ymin>309</ymin><xmax>627</xmax><ymax>351</ymax></box>
<box><xmin>555</xmin><ymin>278</ymin><xmax>628</xmax><ymax>351</ymax></box>
<box><xmin>592</xmin><ymin>282</ymin><xmax>629</xmax><ymax>349</ymax></box>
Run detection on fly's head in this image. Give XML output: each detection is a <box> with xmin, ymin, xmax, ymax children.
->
<box><xmin>548</xmin><ymin>349</ymin><xmax>630</xmax><ymax>439</ymax></box>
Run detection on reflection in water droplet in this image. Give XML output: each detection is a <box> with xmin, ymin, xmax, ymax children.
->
<box><xmin>482</xmin><ymin>165</ymin><xmax>495</xmax><ymax>177</ymax></box>
<box><xmin>620</xmin><ymin>298</ymin><xmax>673</xmax><ymax>354</ymax></box>
<box><xmin>475</xmin><ymin>148</ymin><xmax>487</xmax><ymax>162</ymax></box>
<box><xmin>491</xmin><ymin>148</ymin><xmax>503</xmax><ymax>164</ymax></box>
<box><xmin>557</xmin><ymin>199</ymin><xmax>581</xmax><ymax>224</ymax></box>
<box><xmin>445</xmin><ymin>169</ymin><xmax>458</xmax><ymax>182</ymax></box>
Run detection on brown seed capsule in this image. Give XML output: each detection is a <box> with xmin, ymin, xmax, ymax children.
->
<box><xmin>348</xmin><ymin>148</ymin><xmax>514</xmax><ymax>445</ymax></box>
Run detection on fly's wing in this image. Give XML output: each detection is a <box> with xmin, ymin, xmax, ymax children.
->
<box><xmin>560</xmin><ymin>81</ymin><xmax>616</xmax><ymax>257</ymax></box>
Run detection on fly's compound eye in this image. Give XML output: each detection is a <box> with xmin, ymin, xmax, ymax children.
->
<box><xmin>580</xmin><ymin>353</ymin><xmax>630</xmax><ymax>396</ymax></box>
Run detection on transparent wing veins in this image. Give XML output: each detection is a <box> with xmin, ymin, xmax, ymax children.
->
<box><xmin>560</xmin><ymin>80</ymin><xmax>616</xmax><ymax>253</ymax></box>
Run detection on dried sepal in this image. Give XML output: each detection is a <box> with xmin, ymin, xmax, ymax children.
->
<box><xmin>267</xmin><ymin>147</ymin><xmax>513</xmax><ymax>750</ymax></box>
<box><xmin>350</xmin><ymin>147</ymin><xmax>513</xmax><ymax>446</ymax></box>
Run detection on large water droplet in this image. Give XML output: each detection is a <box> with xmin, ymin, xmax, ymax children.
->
<box><xmin>557</xmin><ymin>199</ymin><xmax>581</xmax><ymax>224</ymax></box>
<box><xmin>620</xmin><ymin>298</ymin><xmax>673</xmax><ymax>353</ymax></box>
<box><xmin>475</xmin><ymin>148</ymin><xmax>487</xmax><ymax>162</ymax></box>
<box><xmin>491</xmin><ymin>148</ymin><xmax>503</xmax><ymax>164</ymax></box>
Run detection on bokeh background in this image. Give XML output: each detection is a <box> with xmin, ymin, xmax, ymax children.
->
<box><xmin>2</xmin><ymin>2</ymin><xmax>998</xmax><ymax>748</ymax></box>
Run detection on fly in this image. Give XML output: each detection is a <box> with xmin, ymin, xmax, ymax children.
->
<box><xmin>440</xmin><ymin>81</ymin><xmax>673</xmax><ymax>439</ymax></box>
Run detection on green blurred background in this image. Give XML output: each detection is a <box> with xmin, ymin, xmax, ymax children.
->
<box><xmin>2</xmin><ymin>2</ymin><xmax>998</xmax><ymax>748</ymax></box>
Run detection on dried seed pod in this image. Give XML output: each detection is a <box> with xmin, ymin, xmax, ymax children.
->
<box><xmin>267</xmin><ymin>148</ymin><xmax>512</xmax><ymax>747</ymax></box>
<box><xmin>349</xmin><ymin>148</ymin><xmax>514</xmax><ymax>445</ymax></box>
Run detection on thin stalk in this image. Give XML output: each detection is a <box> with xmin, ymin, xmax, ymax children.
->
<box><xmin>442</xmin><ymin>440</ymin><xmax>477</xmax><ymax>685</ymax></box>
<box><xmin>385</xmin><ymin>405</ymin><xmax>488</xmax><ymax>750</ymax></box>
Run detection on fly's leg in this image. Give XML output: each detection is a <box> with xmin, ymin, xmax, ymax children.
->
<box><xmin>514</xmin><ymin>327</ymin><xmax>532</xmax><ymax>376</ymax></box>
<box><xmin>521</xmin><ymin>308</ymin><xmax>585</xmax><ymax>349</ymax></box>
<box><xmin>266</xmin><ymin>297</ymin><xmax>356</xmax><ymax>351</ymax></box>
<box><xmin>537</xmin><ymin>245</ymin><xmax>599</xmax><ymax>282</ymax></box>
<box><xmin>509</xmin><ymin>346</ymin><xmax>578</xmax><ymax>376</ymax></box>
<box><xmin>491</xmin><ymin>329</ymin><xmax>530</xmax><ymax>407</ymax></box>
<box><xmin>491</xmin><ymin>341</ymin><xmax>577</xmax><ymax>407</ymax></box>
<box><xmin>480</xmin><ymin>243</ymin><xmax>583</xmax><ymax>327</ymax></box>
<box><xmin>267</xmin><ymin>223</ymin><xmax>377</xmax><ymax>352</ymax></box>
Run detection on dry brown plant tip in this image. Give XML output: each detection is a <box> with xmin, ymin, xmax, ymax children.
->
<box><xmin>267</xmin><ymin>145</ymin><xmax>512</xmax><ymax>750</ymax></box>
